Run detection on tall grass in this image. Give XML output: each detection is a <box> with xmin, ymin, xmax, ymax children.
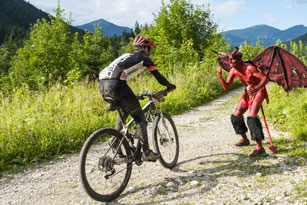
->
<box><xmin>0</xmin><ymin>83</ymin><xmax>116</xmax><ymax>172</ymax></box>
<box><xmin>1</xmin><ymin>62</ymin><xmax>240</xmax><ymax>173</ymax></box>
<box><xmin>264</xmin><ymin>84</ymin><xmax>307</xmax><ymax>157</ymax></box>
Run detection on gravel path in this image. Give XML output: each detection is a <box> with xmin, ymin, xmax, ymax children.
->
<box><xmin>1</xmin><ymin>87</ymin><xmax>306</xmax><ymax>205</ymax></box>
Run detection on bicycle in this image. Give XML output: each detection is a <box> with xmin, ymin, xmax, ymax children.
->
<box><xmin>79</xmin><ymin>89</ymin><xmax>179</xmax><ymax>202</ymax></box>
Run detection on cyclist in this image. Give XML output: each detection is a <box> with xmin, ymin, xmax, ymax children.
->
<box><xmin>99</xmin><ymin>36</ymin><xmax>176</xmax><ymax>162</ymax></box>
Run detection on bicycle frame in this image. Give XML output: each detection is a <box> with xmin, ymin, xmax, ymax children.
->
<box><xmin>110</xmin><ymin>91</ymin><xmax>164</xmax><ymax>164</ymax></box>
<box><xmin>79</xmin><ymin>88</ymin><xmax>178</xmax><ymax>202</ymax></box>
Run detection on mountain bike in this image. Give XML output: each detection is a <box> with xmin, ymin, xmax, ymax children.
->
<box><xmin>79</xmin><ymin>89</ymin><xmax>179</xmax><ymax>202</ymax></box>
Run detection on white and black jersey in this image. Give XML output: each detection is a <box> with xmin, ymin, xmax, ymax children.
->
<box><xmin>99</xmin><ymin>52</ymin><xmax>157</xmax><ymax>81</ymax></box>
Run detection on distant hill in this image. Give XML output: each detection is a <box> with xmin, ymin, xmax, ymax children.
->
<box><xmin>76</xmin><ymin>19</ymin><xmax>132</xmax><ymax>37</ymax></box>
<box><xmin>221</xmin><ymin>24</ymin><xmax>307</xmax><ymax>47</ymax></box>
<box><xmin>284</xmin><ymin>33</ymin><xmax>307</xmax><ymax>47</ymax></box>
<box><xmin>0</xmin><ymin>0</ymin><xmax>84</xmax><ymax>45</ymax></box>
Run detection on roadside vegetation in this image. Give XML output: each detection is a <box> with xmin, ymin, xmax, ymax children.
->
<box><xmin>0</xmin><ymin>0</ymin><xmax>306</xmax><ymax>174</ymax></box>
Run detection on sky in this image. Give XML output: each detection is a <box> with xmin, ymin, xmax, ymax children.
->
<box><xmin>26</xmin><ymin>0</ymin><xmax>307</xmax><ymax>32</ymax></box>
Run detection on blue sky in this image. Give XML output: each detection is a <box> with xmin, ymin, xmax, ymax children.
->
<box><xmin>27</xmin><ymin>0</ymin><xmax>307</xmax><ymax>32</ymax></box>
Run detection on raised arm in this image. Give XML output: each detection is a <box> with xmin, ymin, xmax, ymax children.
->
<box><xmin>217</xmin><ymin>67</ymin><xmax>235</xmax><ymax>90</ymax></box>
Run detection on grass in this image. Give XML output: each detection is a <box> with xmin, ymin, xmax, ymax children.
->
<box><xmin>0</xmin><ymin>83</ymin><xmax>116</xmax><ymax>174</ymax></box>
<box><xmin>1</xmin><ymin>64</ymin><xmax>306</xmax><ymax>175</ymax></box>
<box><xmin>294</xmin><ymin>179</ymin><xmax>307</xmax><ymax>199</ymax></box>
<box><xmin>0</xmin><ymin>62</ymin><xmax>235</xmax><ymax>174</ymax></box>
<box><xmin>263</xmin><ymin>84</ymin><xmax>307</xmax><ymax>159</ymax></box>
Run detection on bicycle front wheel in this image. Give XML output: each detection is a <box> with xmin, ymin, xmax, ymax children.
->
<box><xmin>79</xmin><ymin>128</ymin><xmax>132</xmax><ymax>202</ymax></box>
<box><xmin>153</xmin><ymin>112</ymin><xmax>179</xmax><ymax>169</ymax></box>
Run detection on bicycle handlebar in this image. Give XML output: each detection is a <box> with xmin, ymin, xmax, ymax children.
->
<box><xmin>136</xmin><ymin>88</ymin><xmax>173</xmax><ymax>101</ymax></box>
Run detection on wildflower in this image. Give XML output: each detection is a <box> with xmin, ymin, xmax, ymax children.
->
<box><xmin>24</xmin><ymin>158</ymin><xmax>27</xmax><ymax>162</ymax></box>
<box><xmin>27</xmin><ymin>132</ymin><xmax>31</xmax><ymax>136</ymax></box>
<box><xmin>9</xmin><ymin>138</ymin><xmax>12</xmax><ymax>142</ymax></box>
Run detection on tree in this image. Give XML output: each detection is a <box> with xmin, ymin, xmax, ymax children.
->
<box><xmin>141</xmin><ymin>0</ymin><xmax>217</xmax><ymax>69</ymax></box>
<box><xmin>134</xmin><ymin>21</ymin><xmax>141</xmax><ymax>35</ymax></box>
<box><xmin>9</xmin><ymin>4</ymin><xmax>82</xmax><ymax>89</ymax></box>
<box><xmin>239</xmin><ymin>37</ymin><xmax>264</xmax><ymax>61</ymax></box>
<box><xmin>81</xmin><ymin>26</ymin><xmax>113</xmax><ymax>81</ymax></box>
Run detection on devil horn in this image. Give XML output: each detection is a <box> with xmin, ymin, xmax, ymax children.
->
<box><xmin>212</xmin><ymin>49</ymin><xmax>229</xmax><ymax>57</ymax></box>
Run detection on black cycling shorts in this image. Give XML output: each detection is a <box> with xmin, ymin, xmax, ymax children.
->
<box><xmin>99</xmin><ymin>79</ymin><xmax>141</xmax><ymax>114</ymax></box>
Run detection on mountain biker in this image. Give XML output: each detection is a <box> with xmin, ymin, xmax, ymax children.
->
<box><xmin>99</xmin><ymin>36</ymin><xmax>176</xmax><ymax>162</ymax></box>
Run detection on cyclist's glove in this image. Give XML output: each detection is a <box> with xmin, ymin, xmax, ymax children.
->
<box><xmin>167</xmin><ymin>83</ymin><xmax>176</xmax><ymax>91</ymax></box>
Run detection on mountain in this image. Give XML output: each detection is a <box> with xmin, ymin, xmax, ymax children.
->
<box><xmin>284</xmin><ymin>33</ymin><xmax>307</xmax><ymax>47</ymax></box>
<box><xmin>0</xmin><ymin>0</ymin><xmax>84</xmax><ymax>45</ymax></box>
<box><xmin>76</xmin><ymin>19</ymin><xmax>132</xmax><ymax>37</ymax></box>
<box><xmin>0</xmin><ymin>0</ymin><xmax>49</xmax><ymax>44</ymax></box>
<box><xmin>221</xmin><ymin>24</ymin><xmax>307</xmax><ymax>47</ymax></box>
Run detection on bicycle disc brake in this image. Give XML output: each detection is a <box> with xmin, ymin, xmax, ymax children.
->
<box><xmin>160</xmin><ymin>136</ymin><xmax>170</xmax><ymax>146</ymax></box>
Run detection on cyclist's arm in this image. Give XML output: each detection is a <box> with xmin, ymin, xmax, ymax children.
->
<box><xmin>150</xmin><ymin>69</ymin><xmax>170</xmax><ymax>86</ymax></box>
<box><xmin>144</xmin><ymin>56</ymin><xmax>174</xmax><ymax>88</ymax></box>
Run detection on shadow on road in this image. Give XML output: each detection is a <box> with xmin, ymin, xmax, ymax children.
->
<box><xmin>109</xmin><ymin>151</ymin><xmax>302</xmax><ymax>205</ymax></box>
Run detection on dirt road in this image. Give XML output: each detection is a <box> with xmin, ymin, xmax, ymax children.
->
<box><xmin>1</xmin><ymin>87</ymin><xmax>306</xmax><ymax>205</ymax></box>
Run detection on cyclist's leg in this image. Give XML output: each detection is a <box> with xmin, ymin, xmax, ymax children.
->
<box><xmin>100</xmin><ymin>80</ymin><xmax>145</xmax><ymax>148</ymax></box>
<box><xmin>130</xmin><ymin>108</ymin><xmax>159</xmax><ymax>161</ymax></box>
<box><xmin>100</xmin><ymin>80</ymin><xmax>158</xmax><ymax>161</ymax></box>
<box><xmin>99</xmin><ymin>80</ymin><xmax>127</xmax><ymax>156</ymax></box>
<box><xmin>118</xmin><ymin>85</ymin><xmax>148</xmax><ymax>150</ymax></box>
<box><xmin>108</xmin><ymin>110</ymin><xmax>129</xmax><ymax>158</ymax></box>
<box><xmin>129</xmin><ymin>108</ymin><xmax>148</xmax><ymax>150</ymax></box>
<box><xmin>119</xmin><ymin>85</ymin><xmax>159</xmax><ymax>161</ymax></box>
<box><xmin>115</xmin><ymin>109</ymin><xmax>129</xmax><ymax>131</ymax></box>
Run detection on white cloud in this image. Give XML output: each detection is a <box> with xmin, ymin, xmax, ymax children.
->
<box><xmin>211</xmin><ymin>0</ymin><xmax>246</xmax><ymax>18</ymax></box>
<box><xmin>28</xmin><ymin>0</ymin><xmax>171</xmax><ymax>28</ymax></box>
<box><xmin>262</xmin><ymin>13</ymin><xmax>277</xmax><ymax>23</ymax></box>
<box><xmin>28</xmin><ymin>0</ymin><xmax>244</xmax><ymax>28</ymax></box>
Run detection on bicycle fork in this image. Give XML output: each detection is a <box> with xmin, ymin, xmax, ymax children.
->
<box><xmin>157</xmin><ymin>113</ymin><xmax>172</xmax><ymax>146</ymax></box>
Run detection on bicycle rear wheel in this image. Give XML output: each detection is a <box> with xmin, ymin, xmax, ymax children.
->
<box><xmin>153</xmin><ymin>112</ymin><xmax>179</xmax><ymax>169</ymax></box>
<box><xmin>79</xmin><ymin>128</ymin><xmax>132</xmax><ymax>202</ymax></box>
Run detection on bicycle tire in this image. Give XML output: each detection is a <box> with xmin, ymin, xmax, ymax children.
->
<box><xmin>153</xmin><ymin>112</ymin><xmax>179</xmax><ymax>169</ymax></box>
<box><xmin>79</xmin><ymin>128</ymin><xmax>132</xmax><ymax>202</ymax></box>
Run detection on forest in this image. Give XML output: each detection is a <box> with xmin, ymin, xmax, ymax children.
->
<box><xmin>0</xmin><ymin>0</ymin><xmax>306</xmax><ymax>174</ymax></box>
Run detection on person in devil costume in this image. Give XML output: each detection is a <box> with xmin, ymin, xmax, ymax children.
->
<box><xmin>215</xmin><ymin>47</ymin><xmax>269</xmax><ymax>158</ymax></box>
<box><xmin>214</xmin><ymin>45</ymin><xmax>307</xmax><ymax>158</ymax></box>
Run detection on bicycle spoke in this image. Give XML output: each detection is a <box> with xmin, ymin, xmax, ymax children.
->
<box><xmin>153</xmin><ymin>113</ymin><xmax>179</xmax><ymax>169</ymax></box>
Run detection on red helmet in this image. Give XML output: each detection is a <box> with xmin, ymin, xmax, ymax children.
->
<box><xmin>133</xmin><ymin>36</ymin><xmax>156</xmax><ymax>48</ymax></box>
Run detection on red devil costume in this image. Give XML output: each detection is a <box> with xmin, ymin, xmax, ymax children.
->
<box><xmin>214</xmin><ymin>46</ymin><xmax>307</xmax><ymax>158</ymax></box>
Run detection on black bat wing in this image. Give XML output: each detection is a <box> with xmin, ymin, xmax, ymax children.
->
<box><xmin>217</xmin><ymin>56</ymin><xmax>231</xmax><ymax>72</ymax></box>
